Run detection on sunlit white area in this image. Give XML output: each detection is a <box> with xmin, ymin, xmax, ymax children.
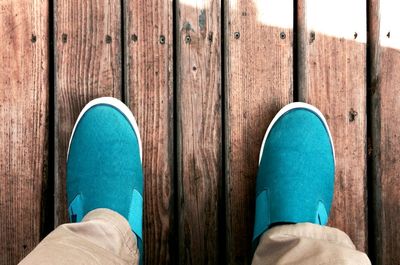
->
<box><xmin>254</xmin><ymin>0</ymin><xmax>293</xmax><ymax>29</ymax></box>
<box><xmin>179</xmin><ymin>0</ymin><xmax>206</xmax><ymax>8</ymax></box>
<box><xmin>177</xmin><ymin>0</ymin><xmax>400</xmax><ymax>48</ymax></box>
<box><xmin>380</xmin><ymin>0</ymin><xmax>400</xmax><ymax>49</ymax></box>
<box><xmin>306</xmin><ymin>0</ymin><xmax>366</xmax><ymax>43</ymax></box>
<box><xmin>179</xmin><ymin>0</ymin><xmax>293</xmax><ymax>29</ymax></box>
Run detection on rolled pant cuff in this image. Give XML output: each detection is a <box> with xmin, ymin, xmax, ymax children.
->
<box><xmin>82</xmin><ymin>208</ymin><xmax>137</xmax><ymax>255</ymax></box>
<box><xmin>265</xmin><ymin>222</ymin><xmax>356</xmax><ymax>249</ymax></box>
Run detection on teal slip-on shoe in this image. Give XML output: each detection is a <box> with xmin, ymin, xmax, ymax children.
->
<box><xmin>67</xmin><ymin>97</ymin><xmax>144</xmax><ymax>262</ymax></box>
<box><xmin>253</xmin><ymin>102</ymin><xmax>335</xmax><ymax>245</ymax></box>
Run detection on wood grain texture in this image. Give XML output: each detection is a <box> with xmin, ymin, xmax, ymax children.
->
<box><xmin>0</xmin><ymin>0</ymin><xmax>49</xmax><ymax>263</ymax></box>
<box><xmin>176</xmin><ymin>1</ymin><xmax>223</xmax><ymax>264</ymax></box>
<box><xmin>55</xmin><ymin>0</ymin><xmax>122</xmax><ymax>224</ymax></box>
<box><xmin>225</xmin><ymin>1</ymin><xmax>293</xmax><ymax>263</ymax></box>
<box><xmin>369</xmin><ymin>0</ymin><xmax>400</xmax><ymax>263</ymax></box>
<box><xmin>298</xmin><ymin>0</ymin><xmax>367</xmax><ymax>252</ymax></box>
<box><xmin>124</xmin><ymin>0</ymin><xmax>174</xmax><ymax>264</ymax></box>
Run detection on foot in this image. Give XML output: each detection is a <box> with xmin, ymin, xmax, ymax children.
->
<box><xmin>253</xmin><ymin>102</ymin><xmax>335</xmax><ymax>242</ymax></box>
<box><xmin>67</xmin><ymin>97</ymin><xmax>143</xmax><ymax>258</ymax></box>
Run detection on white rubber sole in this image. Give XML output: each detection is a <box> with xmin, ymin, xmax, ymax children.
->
<box><xmin>258</xmin><ymin>102</ymin><xmax>335</xmax><ymax>165</ymax></box>
<box><xmin>67</xmin><ymin>97</ymin><xmax>142</xmax><ymax>162</ymax></box>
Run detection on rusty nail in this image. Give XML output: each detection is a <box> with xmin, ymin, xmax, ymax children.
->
<box><xmin>280</xmin><ymin>32</ymin><xmax>286</xmax><ymax>40</ymax></box>
<box><xmin>159</xmin><ymin>35</ymin><xmax>166</xmax><ymax>44</ymax></box>
<box><xmin>234</xmin><ymin>32</ymin><xmax>240</xmax><ymax>39</ymax></box>
<box><xmin>31</xmin><ymin>34</ymin><xmax>37</xmax><ymax>43</ymax></box>
<box><xmin>105</xmin><ymin>35</ymin><xmax>112</xmax><ymax>43</ymax></box>
<box><xmin>349</xmin><ymin>108</ymin><xmax>358</xmax><ymax>122</ymax></box>
<box><xmin>185</xmin><ymin>35</ymin><xmax>191</xmax><ymax>44</ymax></box>
<box><xmin>208</xmin><ymin>32</ymin><xmax>213</xmax><ymax>42</ymax></box>
<box><xmin>310</xmin><ymin>31</ymin><xmax>315</xmax><ymax>43</ymax></box>
<box><xmin>131</xmin><ymin>34</ymin><xmax>138</xmax><ymax>42</ymax></box>
<box><xmin>62</xmin><ymin>33</ymin><xmax>68</xmax><ymax>43</ymax></box>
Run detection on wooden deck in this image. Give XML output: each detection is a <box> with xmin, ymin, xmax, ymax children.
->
<box><xmin>0</xmin><ymin>0</ymin><xmax>399</xmax><ymax>264</ymax></box>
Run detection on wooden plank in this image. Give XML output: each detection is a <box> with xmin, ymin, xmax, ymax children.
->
<box><xmin>298</xmin><ymin>0</ymin><xmax>367</xmax><ymax>251</ymax></box>
<box><xmin>55</xmin><ymin>0</ymin><xmax>122</xmax><ymax>224</ymax></box>
<box><xmin>0</xmin><ymin>0</ymin><xmax>49</xmax><ymax>263</ymax></box>
<box><xmin>176</xmin><ymin>1</ymin><xmax>223</xmax><ymax>264</ymax></box>
<box><xmin>225</xmin><ymin>0</ymin><xmax>293</xmax><ymax>263</ymax></box>
<box><xmin>369</xmin><ymin>0</ymin><xmax>400</xmax><ymax>263</ymax></box>
<box><xmin>124</xmin><ymin>0</ymin><xmax>174</xmax><ymax>264</ymax></box>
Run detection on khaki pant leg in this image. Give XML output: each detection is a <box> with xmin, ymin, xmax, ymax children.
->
<box><xmin>252</xmin><ymin>223</ymin><xmax>371</xmax><ymax>265</ymax></box>
<box><xmin>19</xmin><ymin>208</ymin><xmax>139</xmax><ymax>265</ymax></box>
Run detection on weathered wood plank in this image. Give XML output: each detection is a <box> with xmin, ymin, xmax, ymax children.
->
<box><xmin>0</xmin><ymin>0</ymin><xmax>49</xmax><ymax>263</ymax></box>
<box><xmin>369</xmin><ymin>0</ymin><xmax>400</xmax><ymax>263</ymax></box>
<box><xmin>176</xmin><ymin>1</ymin><xmax>223</xmax><ymax>264</ymax></box>
<box><xmin>225</xmin><ymin>0</ymin><xmax>293</xmax><ymax>264</ymax></box>
<box><xmin>298</xmin><ymin>0</ymin><xmax>367</xmax><ymax>251</ymax></box>
<box><xmin>124</xmin><ymin>0</ymin><xmax>174</xmax><ymax>264</ymax></box>
<box><xmin>55</xmin><ymin>0</ymin><xmax>122</xmax><ymax>224</ymax></box>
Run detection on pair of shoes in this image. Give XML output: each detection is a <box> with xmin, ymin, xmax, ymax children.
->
<box><xmin>66</xmin><ymin>98</ymin><xmax>335</xmax><ymax>260</ymax></box>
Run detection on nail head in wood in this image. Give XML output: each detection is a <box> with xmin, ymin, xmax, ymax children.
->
<box><xmin>105</xmin><ymin>35</ymin><xmax>112</xmax><ymax>44</ymax></box>
<box><xmin>185</xmin><ymin>35</ymin><xmax>191</xmax><ymax>44</ymax></box>
<box><xmin>31</xmin><ymin>34</ymin><xmax>37</xmax><ymax>43</ymax></box>
<box><xmin>349</xmin><ymin>108</ymin><xmax>358</xmax><ymax>122</ymax></box>
<box><xmin>131</xmin><ymin>34</ymin><xmax>138</xmax><ymax>42</ymax></box>
<box><xmin>234</xmin><ymin>32</ymin><xmax>240</xmax><ymax>39</ymax></box>
<box><xmin>280</xmin><ymin>32</ymin><xmax>286</xmax><ymax>40</ymax></box>
<box><xmin>159</xmin><ymin>35</ymin><xmax>166</xmax><ymax>44</ymax></box>
<box><xmin>310</xmin><ymin>31</ymin><xmax>316</xmax><ymax>43</ymax></box>
<box><xmin>208</xmin><ymin>32</ymin><xmax>213</xmax><ymax>42</ymax></box>
<box><xmin>62</xmin><ymin>33</ymin><xmax>68</xmax><ymax>43</ymax></box>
